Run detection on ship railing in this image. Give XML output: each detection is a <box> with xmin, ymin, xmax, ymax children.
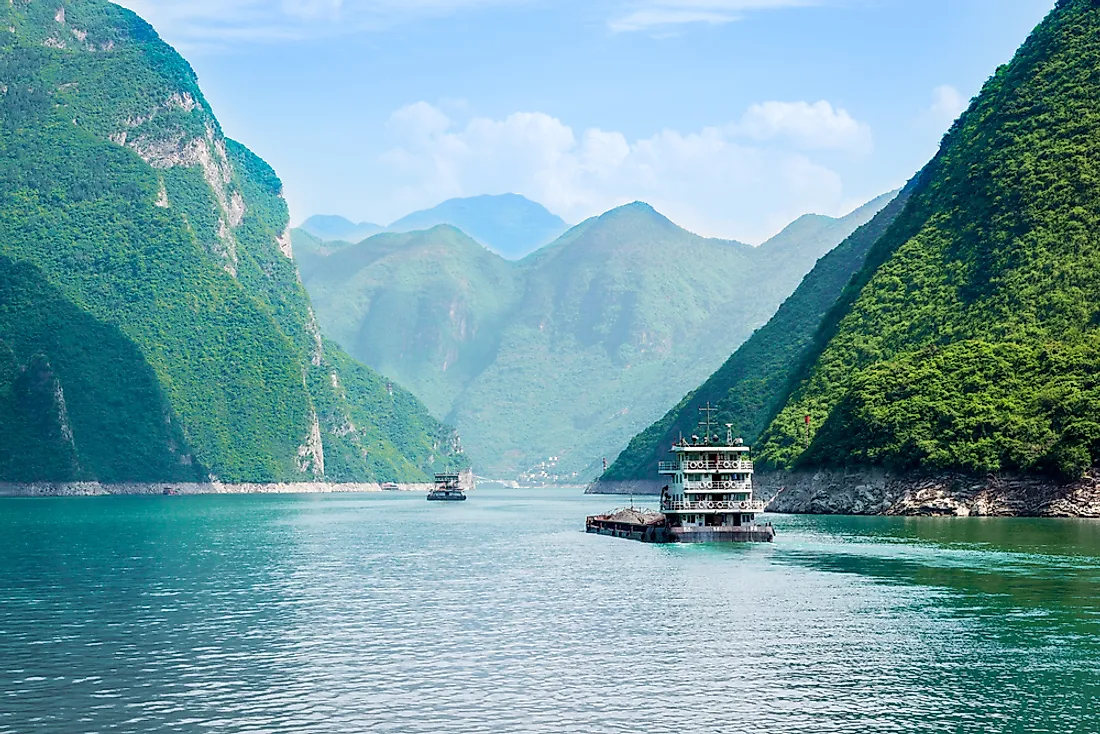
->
<box><xmin>660</xmin><ymin>461</ymin><xmax>754</xmax><ymax>473</ymax></box>
<box><xmin>662</xmin><ymin>500</ymin><xmax>767</xmax><ymax>513</ymax></box>
<box><xmin>683</xmin><ymin>480</ymin><xmax>753</xmax><ymax>492</ymax></box>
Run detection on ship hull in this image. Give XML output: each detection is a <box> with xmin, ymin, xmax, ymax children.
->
<box><xmin>585</xmin><ymin>515</ymin><xmax>773</xmax><ymax>543</ymax></box>
<box><xmin>427</xmin><ymin>494</ymin><xmax>466</xmax><ymax>501</ymax></box>
<box><xmin>670</xmin><ymin>525</ymin><xmax>774</xmax><ymax>543</ymax></box>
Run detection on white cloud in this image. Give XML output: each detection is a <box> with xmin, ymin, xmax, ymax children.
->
<box><xmin>610</xmin><ymin>0</ymin><xmax>822</xmax><ymax>32</ymax></box>
<box><xmin>114</xmin><ymin>0</ymin><xmax>530</xmax><ymax>45</ymax></box>
<box><xmin>926</xmin><ymin>84</ymin><xmax>969</xmax><ymax>127</ymax></box>
<box><xmin>735</xmin><ymin>100</ymin><xmax>873</xmax><ymax>154</ymax></box>
<box><xmin>376</xmin><ymin>101</ymin><xmax>869</xmax><ymax>243</ymax></box>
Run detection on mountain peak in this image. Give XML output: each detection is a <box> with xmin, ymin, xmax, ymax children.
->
<box><xmin>388</xmin><ymin>194</ymin><xmax>568</xmax><ymax>259</ymax></box>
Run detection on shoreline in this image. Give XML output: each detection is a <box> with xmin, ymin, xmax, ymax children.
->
<box><xmin>586</xmin><ymin>470</ymin><xmax>1100</xmax><ymax>518</ymax></box>
<box><xmin>0</xmin><ymin>482</ymin><xmax>438</xmax><ymax>497</ymax></box>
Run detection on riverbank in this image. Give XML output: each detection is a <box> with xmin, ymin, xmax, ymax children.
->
<box><xmin>583</xmin><ymin>479</ymin><xmax>663</xmax><ymax>496</ymax></box>
<box><xmin>0</xmin><ymin>482</ymin><xmax>437</xmax><ymax>497</ymax></box>
<box><xmin>758</xmin><ymin>468</ymin><xmax>1100</xmax><ymax>518</ymax></box>
<box><xmin>586</xmin><ymin>469</ymin><xmax>1100</xmax><ymax>518</ymax></box>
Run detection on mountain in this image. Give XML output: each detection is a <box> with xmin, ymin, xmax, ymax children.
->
<box><xmin>298</xmin><ymin>225</ymin><xmax>519</xmax><ymax>416</ymax></box>
<box><xmin>598</xmin><ymin>186</ymin><xmax>914</xmax><ymax>487</ymax></box>
<box><xmin>303</xmin><ymin>194</ymin><xmax>569</xmax><ymax>258</ymax></box>
<box><xmin>0</xmin><ymin>0</ymin><xmax>464</xmax><ymax>483</ymax></box>
<box><xmin>754</xmin><ymin>0</ymin><xmax>1100</xmax><ymax>486</ymax></box>
<box><xmin>388</xmin><ymin>194</ymin><xmax>569</xmax><ymax>259</ymax></box>
<box><xmin>299</xmin><ymin>196</ymin><xmax>894</xmax><ymax>480</ymax></box>
<box><xmin>299</xmin><ymin>215</ymin><xmax>384</xmax><ymax>244</ymax></box>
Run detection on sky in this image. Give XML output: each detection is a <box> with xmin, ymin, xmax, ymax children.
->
<box><xmin>116</xmin><ymin>0</ymin><xmax>1057</xmax><ymax>244</ymax></box>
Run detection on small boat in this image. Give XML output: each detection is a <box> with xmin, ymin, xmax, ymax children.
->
<box><xmin>427</xmin><ymin>473</ymin><xmax>467</xmax><ymax>501</ymax></box>
<box><xmin>380</xmin><ymin>482</ymin><xmax>401</xmax><ymax>491</ymax></box>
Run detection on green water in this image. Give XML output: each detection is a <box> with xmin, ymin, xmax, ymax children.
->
<box><xmin>1</xmin><ymin>489</ymin><xmax>1098</xmax><ymax>733</ymax></box>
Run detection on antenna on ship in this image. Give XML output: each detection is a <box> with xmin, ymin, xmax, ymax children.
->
<box><xmin>699</xmin><ymin>403</ymin><xmax>718</xmax><ymax>445</ymax></box>
<box><xmin>726</xmin><ymin>423</ymin><xmax>734</xmax><ymax>446</ymax></box>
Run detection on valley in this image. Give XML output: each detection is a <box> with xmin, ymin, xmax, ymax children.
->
<box><xmin>296</xmin><ymin>194</ymin><xmax>895</xmax><ymax>481</ymax></box>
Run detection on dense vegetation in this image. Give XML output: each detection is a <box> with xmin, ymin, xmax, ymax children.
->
<box><xmin>298</xmin><ymin>196</ymin><xmax>893</xmax><ymax>480</ymax></box>
<box><xmin>0</xmin><ymin>0</ymin><xmax>464</xmax><ymax>482</ymax></box>
<box><xmin>757</xmin><ymin>0</ymin><xmax>1100</xmax><ymax>479</ymax></box>
<box><xmin>603</xmin><ymin>185</ymin><xmax>912</xmax><ymax>481</ymax></box>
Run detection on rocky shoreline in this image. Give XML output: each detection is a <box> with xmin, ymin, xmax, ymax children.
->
<box><xmin>757</xmin><ymin>468</ymin><xmax>1100</xmax><ymax>518</ymax></box>
<box><xmin>583</xmin><ymin>478</ymin><xmax>664</xmax><ymax>496</ymax></box>
<box><xmin>0</xmin><ymin>481</ymin><xmax>437</xmax><ymax>497</ymax></box>
<box><xmin>587</xmin><ymin>469</ymin><xmax>1100</xmax><ymax>518</ymax></box>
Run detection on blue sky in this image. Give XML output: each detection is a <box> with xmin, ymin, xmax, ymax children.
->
<box><xmin>117</xmin><ymin>0</ymin><xmax>1056</xmax><ymax>243</ymax></box>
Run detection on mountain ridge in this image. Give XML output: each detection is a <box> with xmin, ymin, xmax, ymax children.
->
<box><xmin>302</xmin><ymin>193</ymin><xmax>569</xmax><ymax>260</ymax></box>
<box><xmin>753</xmin><ymin>0</ymin><xmax>1100</xmax><ymax>487</ymax></box>
<box><xmin>299</xmin><ymin>194</ymin><xmax>896</xmax><ymax>480</ymax></box>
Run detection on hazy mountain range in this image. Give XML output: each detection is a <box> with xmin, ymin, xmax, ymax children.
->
<box><xmin>301</xmin><ymin>193</ymin><xmax>570</xmax><ymax>260</ymax></box>
<box><xmin>293</xmin><ymin>193</ymin><xmax>896</xmax><ymax>480</ymax></box>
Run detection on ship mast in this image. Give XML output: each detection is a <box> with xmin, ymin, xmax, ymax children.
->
<box><xmin>699</xmin><ymin>403</ymin><xmax>718</xmax><ymax>445</ymax></box>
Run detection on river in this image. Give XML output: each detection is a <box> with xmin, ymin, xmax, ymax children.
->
<box><xmin>1</xmin><ymin>488</ymin><xmax>1097</xmax><ymax>733</ymax></box>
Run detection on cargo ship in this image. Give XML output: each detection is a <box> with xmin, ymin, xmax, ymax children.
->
<box><xmin>586</xmin><ymin>405</ymin><xmax>775</xmax><ymax>543</ymax></box>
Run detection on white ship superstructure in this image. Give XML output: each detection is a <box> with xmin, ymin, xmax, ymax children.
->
<box><xmin>657</xmin><ymin>406</ymin><xmax>774</xmax><ymax>543</ymax></box>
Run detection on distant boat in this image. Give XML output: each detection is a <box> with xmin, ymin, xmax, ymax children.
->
<box><xmin>427</xmin><ymin>473</ymin><xmax>467</xmax><ymax>501</ymax></box>
<box><xmin>381</xmin><ymin>482</ymin><xmax>401</xmax><ymax>491</ymax></box>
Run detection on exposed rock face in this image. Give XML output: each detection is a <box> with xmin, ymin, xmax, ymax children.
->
<box><xmin>296</xmin><ymin>409</ymin><xmax>325</xmax><ymax>477</ymax></box>
<box><xmin>759</xmin><ymin>468</ymin><xmax>1100</xmax><ymax>518</ymax></box>
<box><xmin>584</xmin><ymin>479</ymin><xmax>664</xmax><ymax>496</ymax></box>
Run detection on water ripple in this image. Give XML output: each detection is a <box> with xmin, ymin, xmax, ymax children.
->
<box><xmin>0</xmin><ymin>492</ymin><xmax>1098</xmax><ymax>733</ymax></box>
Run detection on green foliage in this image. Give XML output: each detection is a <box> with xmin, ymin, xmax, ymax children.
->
<box><xmin>603</xmin><ymin>187</ymin><xmax>912</xmax><ymax>480</ymax></box>
<box><xmin>0</xmin><ymin>0</ymin><xmax>463</xmax><ymax>482</ymax></box>
<box><xmin>757</xmin><ymin>0</ymin><xmax>1100</xmax><ymax>479</ymax></box>
<box><xmin>0</xmin><ymin>256</ymin><xmax>201</xmax><ymax>482</ymax></box>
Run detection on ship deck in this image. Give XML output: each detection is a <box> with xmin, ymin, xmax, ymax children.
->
<box><xmin>585</xmin><ymin>509</ymin><xmax>774</xmax><ymax>544</ymax></box>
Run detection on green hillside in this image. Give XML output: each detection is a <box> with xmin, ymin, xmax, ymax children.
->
<box><xmin>603</xmin><ymin>185</ymin><xmax>914</xmax><ymax>481</ymax></box>
<box><xmin>0</xmin><ymin>0</ymin><xmax>463</xmax><ymax>483</ymax></box>
<box><xmin>300</xmin><ymin>226</ymin><xmax>520</xmax><ymax>416</ymax></box>
<box><xmin>757</xmin><ymin>0</ymin><xmax>1100</xmax><ymax>480</ymax></box>
<box><xmin>299</xmin><ymin>197</ymin><xmax>893</xmax><ymax>480</ymax></box>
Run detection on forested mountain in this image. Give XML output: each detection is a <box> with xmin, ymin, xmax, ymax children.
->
<box><xmin>303</xmin><ymin>194</ymin><xmax>569</xmax><ymax>260</ymax></box>
<box><xmin>602</xmin><ymin>183</ymin><xmax>915</xmax><ymax>483</ymax></box>
<box><xmin>755</xmin><ymin>0</ymin><xmax>1100</xmax><ymax>481</ymax></box>
<box><xmin>0</xmin><ymin>0</ymin><xmax>463</xmax><ymax>483</ymax></box>
<box><xmin>299</xmin><ymin>196</ymin><xmax>894</xmax><ymax>480</ymax></box>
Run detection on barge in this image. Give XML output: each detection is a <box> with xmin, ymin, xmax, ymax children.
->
<box><xmin>586</xmin><ymin>405</ymin><xmax>775</xmax><ymax>543</ymax></box>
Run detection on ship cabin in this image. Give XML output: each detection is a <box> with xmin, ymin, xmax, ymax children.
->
<box><xmin>656</xmin><ymin>410</ymin><xmax>771</xmax><ymax>542</ymax></box>
<box><xmin>427</xmin><ymin>473</ymin><xmax>467</xmax><ymax>501</ymax></box>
